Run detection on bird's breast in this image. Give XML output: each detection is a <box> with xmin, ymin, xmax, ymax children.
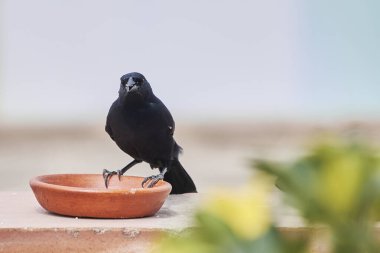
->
<box><xmin>108</xmin><ymin>101</ymin><xmax>175</xmax><ymax>164</ymax></box>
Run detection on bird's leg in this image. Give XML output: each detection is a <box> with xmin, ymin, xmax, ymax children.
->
<box><xmin>142</xmin><ymin>168</ymin><xmax>167</xmax><ymax>188</ymax></box>
<box><xmin>103</xmin><ymin>159</ymin><xmax>142</xmax><ymax>188</ymax></box>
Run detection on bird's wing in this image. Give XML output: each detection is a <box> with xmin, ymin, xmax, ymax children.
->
<box><xmin>163</xmin><ymin>107</ymin><xmax>175</xmax><ymax>136</ymax></box>
<box><xmin>152</xmin><ymin>97</ymin><xmax>175</xmax><ymax>136</ymax></box>
<box><xmin>105</xmin><ymin>121</ymin><xmax>114</xmax><ymax>140</ymax></box>
<box><xmin>105</xmin><ymin>100</ymin><xmax>118</xmax><ymax>141</ymax></box>
<box><xmin>159</xmin><ymin>104</ymin><xmax>175</xmax><ymax>136</ymax></box>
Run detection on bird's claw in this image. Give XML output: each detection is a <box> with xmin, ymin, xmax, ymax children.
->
<box><xmin>102</xmin><ymin>169</ymin><xmax>122</xmax><ymax>188</ymax></box>
<box><xmin>142</xmin><ymin>174</ymin><xmax>164</xmax><ymax>188</ymax></box>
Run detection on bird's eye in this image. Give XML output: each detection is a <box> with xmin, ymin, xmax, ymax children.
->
<box><xmin>135</xmin><ymin>78</ymin><xmax>143</xmax><ymax>85</ymax></box>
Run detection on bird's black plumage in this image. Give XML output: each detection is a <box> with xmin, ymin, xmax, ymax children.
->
<box><xmin>103</xmin><ymin>72</ymin><xmax>197</xmax><ymax>194</ymax></box>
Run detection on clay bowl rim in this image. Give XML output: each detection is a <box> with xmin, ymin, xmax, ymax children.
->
<box><xmin>29</xmin><ymin>174</ymin><xmax>172</xmax><ymax>194</ymax></box>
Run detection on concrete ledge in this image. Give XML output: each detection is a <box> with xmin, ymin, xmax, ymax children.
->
<box><xmin>0</xmin><ymin>228</ymin><xmax>163</xmax><ymax>253</ymax></box>
<box><xmin>1</xmin><ymin>191</ymin><xmax>379</xmax><ymax>253</ymax></box>
<box><xmin>0</xmin><ymin>191</ymin><xmax>198</xmax><ymax>253</ymax></box>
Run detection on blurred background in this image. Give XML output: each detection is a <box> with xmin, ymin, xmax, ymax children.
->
<box><xmin>0</xmin><ymin>0</ymin><xmax>379</xmax><ymax>191</ymax></box>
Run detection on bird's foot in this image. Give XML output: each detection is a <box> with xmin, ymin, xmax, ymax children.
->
<box><xmin>141</xmin><ymin>173</ymin><xmax>164</xmax><ymax>188</ymax></box>
<box><xmin>102</xmin><ymin>169</ymin><xmax>122</xmax><ymax>188</ymax></box>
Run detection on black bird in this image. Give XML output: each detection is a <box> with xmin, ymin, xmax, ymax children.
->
<box><xmin>103</xmin><ymin>72</ymin><xmax>197</xmax><ymax>194</ymax></box>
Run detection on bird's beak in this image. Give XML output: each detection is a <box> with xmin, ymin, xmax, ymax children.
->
<box><xmin>126</xmin><ymin>77</ymin><xmax>136</xmax><ymax>92</ymax></box>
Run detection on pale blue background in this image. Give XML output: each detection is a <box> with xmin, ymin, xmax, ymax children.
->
<box><xmin>1</xmin><ymin>0</ymin><xmax>379</xmax><ymax>124</ymax></box>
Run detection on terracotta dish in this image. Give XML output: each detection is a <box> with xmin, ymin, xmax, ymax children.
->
<box><xmin>29</xmin><ymin>174</ymin><xmax>172</xmax><ymax>218</ymax></box>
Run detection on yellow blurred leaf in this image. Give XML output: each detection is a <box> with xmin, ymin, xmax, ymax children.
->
<box><xmin>201</xmin><ymin>181</ymin><xmax>271</xmax><ymax>240</ymax></box>
<box><xmin>317</xmin><ymin>151</ymin><xmax>363</xmax><ymax>216</ymax></box>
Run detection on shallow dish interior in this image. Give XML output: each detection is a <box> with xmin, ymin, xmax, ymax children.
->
<box><xmin>36</xmin><ymin>174</ymin><xmax>164</xmax><ymax>191</ymax></box>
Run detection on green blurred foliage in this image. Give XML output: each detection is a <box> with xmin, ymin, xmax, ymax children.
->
<box><xmin>154</xmin><ymin>139</ymin><xmax>380</xmax><ymax>253</ymax></box>
<box><xmin>154</xmin><ymin>182</ymin><xmax>305</xmax><ymax>253</ymax></box>
<box><xmin>256</xmin><ymin>139</ymin><xmax>380</xmax><ymax>253</ymax></box>
<box><xmin>155</xmin><ymin>212</ymin><xmax>305</xmax><ymax>253</ymax></box>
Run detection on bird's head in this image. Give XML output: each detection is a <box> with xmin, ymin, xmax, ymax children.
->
<box><xmin>118</xmin><ymin>72</ymin><xmax>152</xmax><ymax>101</ymax></box>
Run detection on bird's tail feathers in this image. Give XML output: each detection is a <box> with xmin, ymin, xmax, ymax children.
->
<box><xmin>164</xmin><ymin>160</ymin><xmax>197</xmax><ymax>194</ymax></box>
